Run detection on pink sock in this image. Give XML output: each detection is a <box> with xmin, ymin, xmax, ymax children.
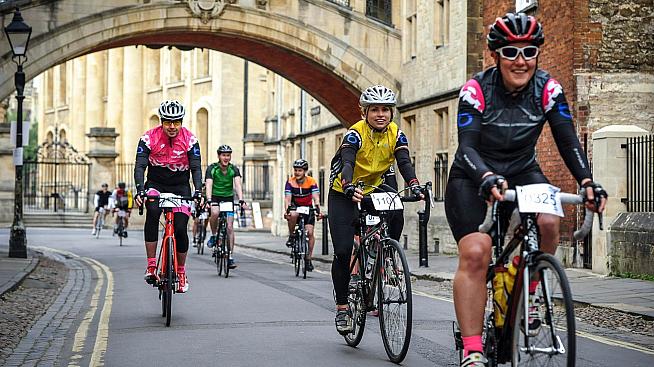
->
<box><xmin>462</xmin><ymin>335</ymin><xmax>483</xmax><ymax>357</ymax></box>
<box><xmin>147</xmin><ymin>258</ymin><xmax>156</xmax><ymax>268</ymax></box>
<box><xmin>529</xmin><ymin>280</ymin><xmax>538</xmax><ymax>294</ymax></box>
<box><xmin>177</xmin><ymin>265</ymin><xmax>185</xmax><ymax>274</ymax></box>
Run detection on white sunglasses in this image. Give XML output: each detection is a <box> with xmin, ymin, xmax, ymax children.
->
<box><xmin>497</xmin><ymin>45</ymin><xmax>540</xmax><ymax>61</ymax></box>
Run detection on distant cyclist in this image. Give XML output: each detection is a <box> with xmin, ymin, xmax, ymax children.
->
<box><xmin>111</xmin><ymin>182</ymin><xmax>133</xmax><ymax>234</ymax></box>
<box><xmin>134</xmin><ymin>100</ymin><xmax>203</xmax><ymax>293</ymax></box>
<box><xmin>91</xmin><ymin>183</ymin><xmax>111</xmax><ymax>236</ymax></box>
<box><xmin>205</xmin><ymin>145</ymin><xmax>248</xmax><ymax>270</ymax></box>
<box><xmin>284</xmin><ymin>158</ymin><xmax>323</xmax><ymax>272</ymax></box>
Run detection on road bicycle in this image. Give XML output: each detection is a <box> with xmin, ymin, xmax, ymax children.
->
<box><xmin>140</xmin><ymin>192</ymin><xmax>195</xmax><ymax>327</ymax></box>
<box><xmin>193</xmin><ymin>206</ymin><xmax>209</xmax><ymax>255</ymax></box>
<box><xmin>94</xmin><ymin>207</ymin><xmax>107</xmax><ymax>239</ymax></box>
<box><xmin>113</xmin><ymin>209</ymin><xmax>128</xmax><ymax>246</ymax></box>
<box><xmin>212</xmin><ymin>201</ymin><xmax>239</xmax><ymax>278</ymax></box>
<box><xmin>344</xmin><ymin>181</ymin><xmax>433</xmax><ymax>363</ymax></box>
<box><xmin>453</xmin><ymin>184</ymin><xmax>602</xmax><ymax>367</ymax></box>
<box><xmin>286</xmin><ymin>205</ymin><xmax>320</xmax><ymax>279</ymax></box>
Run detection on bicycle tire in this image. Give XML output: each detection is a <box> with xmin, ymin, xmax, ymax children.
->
<box><xmin>378</xmin><ymin>239</ymin><xmax>412</xmax><ymax>364</ymax></box>
<box><xmin>95</xmin><ymin>216</ymin><xmax>102</xmax><ymax>239</ymax></box>
<box><xmin>293</xmin><ymin>240</ymin><xmax>300</xmax><ymax>277</ymax></box>
<box><xmin>300</xmin><ymin>223</ymin><xmax>307</xmax><ymax>279</ymax></box>
<box><xmin>118</xmin><ymin>219</ymin><xmax>124</xmax><ymax>246</ymax></box>
<box><xmin>344</xmin><ymin>253</ymin><xmax>367</xmax><ymax>347</ymax></box>
<box><xmin>511</xmin><ymin>253</ymin><xmax>575</xmax><ymax>367</ymax></box>
<box><xmin>165</xmin><ymin>237</ymin><xmax>174</xmax><ymax>327</ymax></box>
<box><xmin>223</xmin><ymin>226</ymin><xmax>230</xmax><ymax>279</ymax></box>
<box><xmin>216</xmin><ymin>234</ymin><xmax>223</xmax><ymax>276</ymax></box>
<box><xmin>199</xmin><ymin>221</ymin><xmax>206</xmax><ymax>255</ymax></box>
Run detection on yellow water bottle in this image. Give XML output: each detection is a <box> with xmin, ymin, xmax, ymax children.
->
<box><xmin>504</xmin><ymin>256</ymin><xmax>520</xmax><ymax>296</ymax></box>
<box><xmin>493</xmin><ymin>265</ymin><xmax>508</xmax><ymax>328</ymax></box>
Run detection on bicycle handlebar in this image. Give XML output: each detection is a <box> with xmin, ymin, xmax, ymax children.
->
<box><xmin>478</xmin><ymin>189</ymin><xmax>595</xmax><ymax>241</ymax></box>
<box><xmin>138</xmin><ymin>194</ymin><xmax>196</xmax><ymax>216</ymax></box>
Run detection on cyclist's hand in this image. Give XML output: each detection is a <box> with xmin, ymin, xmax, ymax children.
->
<box><xmin>409</xmin><ymin>180</ymin><xmax>424</xmax><ymax>200</ymax></box>
<box><xmin>135</xmin><ymin>190</ymin><xmax>145</xmax><ymax>207</ymax></box>
<box><xmin>239</xmin><ymin>200</ymin><xmax>249</xmax><ymax>210</ymax></box>
<box><xmin>192</xmin><ymin>190</ymin><xmax>203</xmax><ymax>206</ymax></box>
<box><xmin>581</xmin><ymin>180</ymin><xmax>608</xmax><ymax>213</ymax></box>
<box><xmin>343</xmin><ymin>184</ymin><xmax>363</xmax><ymax>203</ymax></box>
<box><xmin>479</xmin><ymin>174</ymin><xmax>507</xmax><ymax>202</ymax></box>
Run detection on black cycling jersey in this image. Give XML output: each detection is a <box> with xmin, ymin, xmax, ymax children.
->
<box><xmin>451</xmin><ymin>67</ymin><xmax>592</xmax><ymax>185</ymax></box>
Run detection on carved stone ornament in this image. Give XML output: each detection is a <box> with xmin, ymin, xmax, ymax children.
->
<box><xmin>187</xmin><ymin>0</ymin><xmax>236</xmax><ymax>23</ymax></box>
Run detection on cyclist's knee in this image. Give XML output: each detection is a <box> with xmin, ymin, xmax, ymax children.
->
<box><xmin>537</xmin><ymin>214</ymin><xmax>559</xmax><ymax>234</ymax></box>
<box><xmin>458</xmin><ymin>235</ymin><xmax>491</xmax><ymax>270</ymax></box>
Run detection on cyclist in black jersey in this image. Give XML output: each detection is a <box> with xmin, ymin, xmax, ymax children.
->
<box><xmin>444</xmin><ymin>13</ymin><xmax>607</xmax><ymax>367</ymax></box>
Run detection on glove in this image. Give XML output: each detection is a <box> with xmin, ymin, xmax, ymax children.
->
<box><xmin>581</xmin><ymin>181</ymin><xmax>608</xmax><ymax>200</ymax></box>
<box><xmin>478</xmin><ymin>174</ymin><xmax>506</xmax><ymax>200</ymax></box>
<box><xmin>408</xmin><ymin>179</ymin><xmax>422</xmax><ymax>197</ymax></box>
<box><xmin>192</xmin><ymin>190</ymin><xmax>202</xmax><ymax>201</ymax></box>
<box><xmin>136</xmin><ymin>190</ymin><xmax>146</xmax><ymax>201</ymax></box>
<box><xmin>343</xmin><ymin>183</ymin><xmax>356</xmax><ymax>200</ymax></box>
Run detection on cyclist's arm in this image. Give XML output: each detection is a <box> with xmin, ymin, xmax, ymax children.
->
<box><xmin>205</xmin><ymin>165</ymin><xmax>213</xmax><ymax>200</ymax></box>
<box><xmin>134</xmin><ymin>138</ymin><xmax>150</xmax><ymax>192</ymax></box>
<box><xmin>94</xmin><ymin>193</ymin><xmax>99</xmax><ymax>208</ymax></box>
<box><xmin>544</xmin><ymin>79</ymin><xmax>592</xmax><ymax>183</ymax></box>
<box><xmin>284</xmin><ymin>180</ymin><xmax>292</xmax><ymax>211</ymax></box>
<box><xmin>188</xmin><ymin>141</ymin><xmax>203</xmax><ymax>192</ymax></box>
<box><xmin>311</xmin><ymin>180</ymin><xmax>321</xmax><ymax>212</ymax></box>
<box><xmin>338</xmin><ymin>130</ymin><xmax>362</xmax><ymax>185</ymax></box>
<box><xmin>394</xmin><ymin>130</ymin><xmax>418</xmax><ymax>185</ymax></box>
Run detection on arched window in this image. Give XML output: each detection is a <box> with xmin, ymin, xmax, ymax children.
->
<box><xmin>196</xmin><ymin>108</ymin><xmax>209</xmax><ymax>160</ymax></box>
<box><xmin>46</xmin><ymin>131</ymin><xmax>54</xmax><ymax>144</ymax></box>
<box><xmin>147</xmin><ymin>115</ymin><xmax>159</xmax><ymax>132</ymax></box>
<box><xmin>59</xmin><ymin>129</ymin><xmax>67</xmax><ymax>144</ymax></box>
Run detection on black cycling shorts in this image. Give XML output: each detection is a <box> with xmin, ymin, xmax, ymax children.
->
<box><xmin>444</xmin><ymin>169</ymin><xmax>549</xmax><ymax>243</ymax></box>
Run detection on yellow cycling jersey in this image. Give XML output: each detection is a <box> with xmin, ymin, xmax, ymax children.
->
<box><xmin>330</xmin><ymin>120</ymin><xmax>408</xmax><ymax>195</ymax></box>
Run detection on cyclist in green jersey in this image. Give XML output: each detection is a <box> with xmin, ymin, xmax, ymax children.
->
<box><xmin>205</xmin><ymin>145</ymin><xmax>248</xmax><ymax>269</ymax></box>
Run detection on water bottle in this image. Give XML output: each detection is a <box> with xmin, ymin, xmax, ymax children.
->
<box><xmin>492</xmin><ymin>265</ymin><xmax>508</xmax><ymax>328</ymax></box>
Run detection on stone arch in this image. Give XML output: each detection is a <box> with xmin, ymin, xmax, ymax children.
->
<box><xmin>0</xmin><ymin>2</ymin><xmax>401</xmax><ymax>126</ymax></box>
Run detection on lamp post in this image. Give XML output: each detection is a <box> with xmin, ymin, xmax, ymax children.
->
<box><xmin>5</xmin><ymin>8</ymin><xmax>32</xmax><ymax>258</ymax></box>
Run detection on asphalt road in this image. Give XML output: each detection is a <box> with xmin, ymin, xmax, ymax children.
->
<box><xmin>9</xmin><ymin>227</ymin><xmax>654</xmax><ymax>366</ymax></box>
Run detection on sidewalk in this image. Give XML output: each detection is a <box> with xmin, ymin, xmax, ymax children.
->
<box><xmin>234</xmin><ymin>230</ymin><xmax>654</xmax><ymax>319</ymax></box>
<box><xmin>0</xmin><ymin>243</ymin><xmax>39</xmax><ymax>297</ymax></box>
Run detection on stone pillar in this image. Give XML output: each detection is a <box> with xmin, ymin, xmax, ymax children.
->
<box><xmin>86</xmin><ymin>127</ymin><xmax>119</xmax><ymax>209</ymax></box>
<box><xmin>122</xmin><ymin>47</ymin><xmax>143</xmax><ymax>161</ymax></box>
<box><xmin>71</xmin><ymin>58</ymin><xmax>86</xmax><ymax>151</ymax></box>
<box><xmin>85</xmin><ymin>53</ymin><xmax>105</xmax><ymax>137</ymax></box>
<box><xmin>107</xmin><ymin>49</ymin><xmax>124</xmax><ymax>160</ymax></box>
<box><xmin>0</xmin><ymin>123</ymin><xmax>14</xmax><ymax>224</ymax></box>
<box><xmin>591</xmin><ymin>125</ymin><xmax>649</xmax><ymax>274</ymax></box>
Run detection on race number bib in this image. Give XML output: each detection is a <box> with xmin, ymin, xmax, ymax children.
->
<box><xmin>295</xmin><ymin>206</ymin><xmax>310</xmax><ymax>215</ymax></box>
<box><xmin>366</xmin><ymin>215</ymin><xmax>381</xmax><ymax>225</ymax></box>
<box><xmin>219</xmin><ymin>202</ymin><xmax>234</xmax><ymax>213</ymax></box>
<box><xmin>516</xmin><ymin>184</ymin><xmax>564</xmax><ymax>217</ymax></box>
<box><xmin>370</xmin><ymin>193</ymin><xmax>403</xmax><ymax>211</ymax></box>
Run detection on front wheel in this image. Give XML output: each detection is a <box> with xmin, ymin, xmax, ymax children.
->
<box><xmin>511</xmin><ymin>253</ymin><xmax>575</xmax><ymax>367</ymax></box>
<box><xmin>344</xmin><ymin>272</ymin><xmax>366</xmax><ymax>347</ymax></box>
<box><xmin>164</xmin><ymin>237</ymin><xmax>174</xmax><ymax>327</ymax></box>
<box><xmin>378</xmin><ymin>239</ymin><xmax>412</xmax><ymax>363</ymax></box>
<box><xmin>300</xmin><ymin>225</ymin><xmax>307</xmax><ymax>279</ymax></box>
<box><xmin>199</xmin><ymin>221</ymin><xmax>206</xmax><ymax>255</ymax></box>
<box><xmin>223</xmin><ymin>230</ymin><xmax>230</xmax><ymax>279</ymax></box>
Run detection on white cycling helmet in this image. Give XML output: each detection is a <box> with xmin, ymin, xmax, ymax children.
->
<box><xmin>359</xmin><ymin>85</ymin><xmax>397</xmax><ymax>107</ymax></box>
<box><xmin>158</xmin><ymin>100</ymin><xmax>185</xmax><ymax>121</ymax></box>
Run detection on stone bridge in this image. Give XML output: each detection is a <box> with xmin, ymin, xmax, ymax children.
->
<box><xmin>0</xmin><ymin>0</ymin><xmax>402</xmax><ymax>124</ymax></box>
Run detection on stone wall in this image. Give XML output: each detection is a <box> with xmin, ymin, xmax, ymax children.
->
<box><xmin>608</xmin><ymin>213</ymin><xmax>654</xmax><ymax>276</ymax></box>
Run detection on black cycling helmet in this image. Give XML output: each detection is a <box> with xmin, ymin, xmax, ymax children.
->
<box><xmin>293</xmin><ymin>159</ymin><xmax>309</xmax><ymax>170</ymax></box>
<box><xmin>217</xmin><ymin>145</ymin><xmax>232</xmax><ymax>154</ymax></box>
<box><xmin>118</xmin><ymin>182</ymin><xmax>126</xmax><ymax>189</ymax></box>
<box><xmin>158</xmin><ymin>100</ymin><xmax>185</xmax><ymax>121</ymax></box>
<box><xmin>487</xmin><ymin>12</ymin><xmax>544</xmax><ymax>51</ymax></box>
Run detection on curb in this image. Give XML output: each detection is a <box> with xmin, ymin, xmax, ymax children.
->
<box><xmin>0</xmin><ymin>252</ymin><xmax>40</xmax><ymax>298</ymax></box>
<box><xmin>237</xmin><ymin>243</ymin><xmax>333</xmax><ymax>264</ymax></box>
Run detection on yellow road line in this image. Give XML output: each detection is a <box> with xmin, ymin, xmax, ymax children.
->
<box><xmin>68</xmin><ymin>260</ymin><xmax>104</xmax><ymax>366</ymax></box>
<box><xmin>575</xmin><ymin>330</ymin><xmax>654</xmax><ymax>355</ymax></box>
<box><xmin>85</xmin><ymin>257</ymin><xmax>114</xmax><ymax>367</ymax></box>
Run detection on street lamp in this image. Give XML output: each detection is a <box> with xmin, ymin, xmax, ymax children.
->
<box><xmin>5</xmin><ymin>8</ymin><xmax>32</xmax><ymax>258</ymax></box>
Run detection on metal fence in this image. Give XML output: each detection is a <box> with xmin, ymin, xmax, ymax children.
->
<box><xmin>626</xmin><ymin>134</ymin><xmax>654</xmax><ymax>212</ymax></box>
<box><xmin>243</xmin><ymin>162</ymin><xmax>272</xmax><ymax>200</ymax></box>
<box><xmin>23</xmin><ymin>161</ymin><xmax>91</xmax><ymax>213</ymax></box>
<box><xmin>116</xmin><ymin>163</ymin><xmax>137</xmax><ymax>192</ymax></box>
<box><xmin>433</xmin><ymin>153</ymin><xmax>448</xmax><ymax>201</ymax></box>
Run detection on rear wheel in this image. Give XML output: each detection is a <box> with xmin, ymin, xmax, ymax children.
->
<box><xmin>511</xmin><ymin>253</ymin><xmax>575</xmax><ymax>367</ymax></box>
<box><xmin>378</xmin><ymin>239</ymin><xmax>412</xmax><ymax>363</ymax></box>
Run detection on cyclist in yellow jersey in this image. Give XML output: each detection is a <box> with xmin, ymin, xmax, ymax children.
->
<box><xmin>328</xmin><ymin>85</ymin><xmax>424</xmax><ymax>335</ymax></box>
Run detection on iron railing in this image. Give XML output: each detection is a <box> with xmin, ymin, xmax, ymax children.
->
<box><xmin>626</xmin><ymin>134</ymin><xmax>654</xmax><ymax>212</ymax></box>
<box><xmin>433</xmin><ymin>153</ymin><xmax>448</xmax><ymax>201</ymax></box>
<box><xmin>116</xmin><ymin>162</ymin><xmax>209</xmax><ymax>193</ymax></box>
<box><xmin>366</xmin><ymin>0</ymin><xmax>392</xmax><ymax>26</ymax></box>
<box><xmin>23</xmin><ymin>161</ymin><xmax>91</xmax><ymax>213</ymax></box>
<box><xmin>243</xmin><ymin>162</ymin><xmax>272</xmax><ymax>200</ymax></box>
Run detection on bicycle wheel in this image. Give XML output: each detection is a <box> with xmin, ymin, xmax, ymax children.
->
<box><xmin>511</xmin><ymin>253</ymin><xmax>575</xmax><ymax>367</ymax></box>
<box><xmin>300</xmin><ymin>224</ymin><xmax>307</xmax><ymax>279</ymax></box>
<box><xmin>222</xmin><ymin>228</ymin><xmax>230</xmax><ymax>279</ymax></box>
<box><xmin>215</xmin><ymin>235</ymin><xmax>223</xmax><ymax>276</ymax></box>
<box><xmin>164</xmin><ymin>237</ymin><xmax>174</xmax><ymax>327</ymax></box>
<box><xmin>377</xmin><ymin>239</ymin><xmax>412</xmax><ymax>363</ymax></box>
<box><xmin>293</xmin><ymin>238</ymin><xmax>300</xmax><ymax>277</ymax></box>
<box><xmin>118</xmin><ymin>220</ymin><xmax>124</xmax><ymax>246</ymax></box>
<box><xmin>199</xmin><ymin>221</ymin><xmax>206</xmax><ymax>255</ymax></box>
<box><xmin>344</xmin><ymin>257</ymin><xmax>367</xmax><ymax>347</ymax></box>
<box><xmin>95</xmin><ymin>217</ymin><xmax>102</xmax><ymax>239</ymax></box>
